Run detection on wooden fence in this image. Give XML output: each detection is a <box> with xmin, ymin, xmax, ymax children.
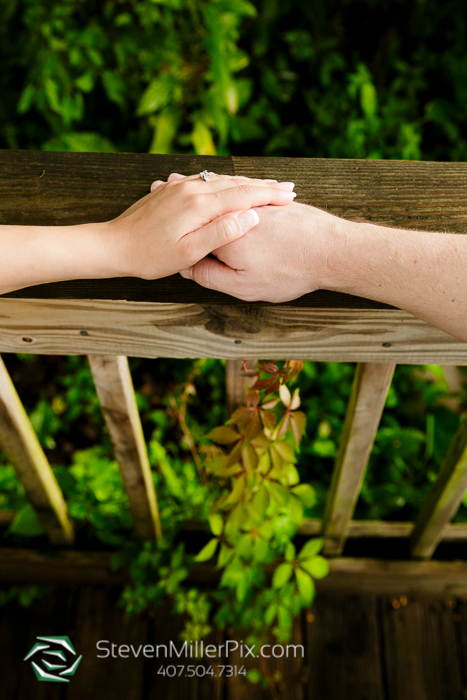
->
<box><xmin>1</xmin><ymin>150</ymin><xmax>467</xmax><ymax>595</ymax></box>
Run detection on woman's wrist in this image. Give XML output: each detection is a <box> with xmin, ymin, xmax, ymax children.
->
<box><xmin>0</xmin><ymin>221</ymin><xmax>125</xmax><ymax>295</ymax></box>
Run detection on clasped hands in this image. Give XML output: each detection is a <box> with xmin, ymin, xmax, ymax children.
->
<box><xmin>102</xmin><ymin>171</ymin><xmax>340</xmax><ymax>303</ymax></box>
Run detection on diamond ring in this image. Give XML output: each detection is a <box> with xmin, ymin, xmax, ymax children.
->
<box><xmin>199</xmin><ymin>170</ymin><xmax>210</xmax><ymax>181</ymax></box>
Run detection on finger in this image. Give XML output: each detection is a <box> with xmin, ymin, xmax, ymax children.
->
<box><xmin>179</xmin><ymin>209</ymin><xmax>260</xmax><ymax>264</ymax></box>
<box><xmin>150</xmin><ymin>180</ymin><xmax>164</xmax><ymax>192</ymax></box>
<box><xmin>164</xmin><ymin>172</ymin><xmax>294</xmax><ymax>193</ymax></box>
<box><xmin>205</xmin><ymin>184</ymin><xmax>296</xmax><ymax>216</ymax></box>
<box><xmin>167</xmin><ymin>173</ymin><xmax>186</xmax><ymax>182</ymax></box>
<box><xmin>180</xmin><ymin>257</ymin><xmax>246</xmax><ymax>297</ymax></box>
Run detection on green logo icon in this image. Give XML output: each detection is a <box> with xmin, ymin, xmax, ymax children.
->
<box><xmin>24</xmin><ymin>636</ymin><xmax>82</xmax><ymax>682</ymax></box>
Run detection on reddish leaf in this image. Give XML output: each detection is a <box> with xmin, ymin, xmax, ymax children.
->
<box><xmin>261</xmin><ymin>410</ymin><xmax>277</xmax><ymax>432</ymax></box>
<box><xmin>229</xmin><ymin>407</ymin><xmax>255</xmax><ymax>425</ymax></box>
<box><xmin>264</xmin><ymin>378</ymin><xmax>280</xmax><ymax>396</ymax></box>
<box><xmin>244</xmin><ymin>413</ymin><xmax>262</xmax><ymax>441</ymax></box>
<box><xmin>253</xmin><ymin>377</ymin><xmax>276</xmax><ymax>391</ymax></box>
<box><xmin>261</xmin><ymin>362</ymin><xmax>279</xmax><ymax>374</ymax></box>
<box><xmin>246</xmin><ymin>389</ymin><xmax>261</xmax><ymax>407</ymax></box>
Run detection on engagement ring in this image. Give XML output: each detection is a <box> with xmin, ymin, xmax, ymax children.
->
<box><xmin>199</xmin><ymin>170</ymin><xmax>210</xmax><ymax>181</ymax></box>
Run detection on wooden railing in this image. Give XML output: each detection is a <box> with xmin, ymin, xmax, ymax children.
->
<box><xmin>1</xmin><ymin>150</ymin><xmax>467</xmax><ymax>595</ymax></box>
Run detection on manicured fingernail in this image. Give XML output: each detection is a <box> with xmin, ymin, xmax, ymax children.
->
<box><xmin>279</xmin><ymin>182</ymin><xmax>295</xmax><ymax>190</ymax></box>
<box><xmin>263</xmin><ymin>179</ymin><xmax>278</xmax><ymax>182</ymax></box>
<box><xmin>292</xmin><ymin>192</ymin><xmax>297</xmax><ymax>197</ymax></box>
<box><xmin>237</xmin><ymin>210</ymin><xmax>260</xmax><ymax>232</ymax></box>
<box><xmin>180</xmin><ymin>267</ymin><xmax>193</xmax><ymax>279</ymax></box>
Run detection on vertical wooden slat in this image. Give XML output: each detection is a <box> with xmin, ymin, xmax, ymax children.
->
<box><xmin>225</xmin><ymin>359</ymin><xmax>257</xmax><ymax>417</ymax></box>
<box><xmin>322</xmin><ymin>362</ymin><xmax>396</xmax><ymax>556</ymax></box>
<box><xmin>0</xmin><ymin>356</ymin><xmax>74</xmax><ymax>545</ymax></box>
<box><xmin>410</xmin><ymin>419</ymin><xmax>467</xmax><ymax>559</ymax></box>
<box><xmin>87</xmin><ymin>355</ymin><xmax>161</xmax><ymax>541</ymax></box>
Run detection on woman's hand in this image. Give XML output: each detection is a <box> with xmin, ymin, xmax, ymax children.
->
<box><xmin>100</xmin><ymin>172</ymin><xmax>296</xmax><ymax>280</ymax></box>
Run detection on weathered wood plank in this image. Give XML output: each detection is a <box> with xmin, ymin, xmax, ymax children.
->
<box><xmin>306</xmin><ymin>594</ymin><xmax>385</xmax><ymax>700</ymax></box>
<box><xmin>1</xmin><ymin>299</ymin><xmax>467</xmax><ymax>364</ymax></box>
<box><xmin>0</xmin><ymin>355</ymin><xmax>74</xmax><ymax>545</ymax></box>
<box><xmin>1</xmin><ymin>151</ymin><xmax>467</xmax><ymax>306</ymax></box>
<box><xmin>225</xmin><ymin>359</ymin><xmax>257</xmax><ymax>416</ymax></box>
<box><xmin>187</xmin><ymin>517</ymin><xmax>467</xmax><ymax>541</ymax></box>
<box><xmin>322</xmin><ymin>363</ymin><xmax>396</xmax><ymax>555</ymax></box>
<box><xmin>410</xmin><ymin>419</ymin><xmax>467</xmax><ymax>559</ymax></box>
<box><xmin>381</xmin><ymin>597</ymin><xmax>464</xmax><ymax>700</ymax></box>
<box><xmin>144</xmin><ymin>601</ymin><xmax>224</xmax><ymax>700</ymax></box>
<box><xmin>66</xmin><ymin>586</ymin><xmax>148</xmax><ymax>700</ymax></box>
<box><xmin>3</xmin><ymin>550</ymin><xmax>467</xmax><ymax>595</ymax></box>
<box><xmin>87</xmin><ymin>354</ymin><xmax>162</xmax><ymax>541</ymax></box>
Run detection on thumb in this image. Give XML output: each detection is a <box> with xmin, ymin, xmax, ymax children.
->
<box><xmin>182</xmin><ymin>209</ymin><xmax>259</xmax><ymax>262</ymax></box>
<box><xmin>180</xmin><ymin>257</ymin><xmax>247</xmax><ymax>297</ymax></box>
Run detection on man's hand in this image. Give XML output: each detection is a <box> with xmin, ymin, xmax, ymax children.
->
<box><xmin>180</xmin><ymin>202</ymin><xmax>341</xmax><ymax>302</ymax></box>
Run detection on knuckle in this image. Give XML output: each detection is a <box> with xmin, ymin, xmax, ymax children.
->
<box><xmin>187</xmin><ymin>192</ymin><xmax>205</xmax><ymax>209</ymax></box>
<box><xmin>215</xmin><ymin>215</ymin><xmax>239</xmax><ymax>245</ymax></box>
<box><xmin>198</xmin><ymin>264</ymin><xmax>213</xmax><ymax>289</ymax></box>
<box><xmin>239</xmin><ymin>183</ymin><xmax>257</xmax><ymax>197</ymax></box>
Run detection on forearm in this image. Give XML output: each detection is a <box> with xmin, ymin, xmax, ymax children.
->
<box><xmin>323</xmin><ymin>218</ymin><xmax>467</xmax><ymax>341</ymax></box>
<box><xmin>0</xmin><ymin>222</ymin><xmax>118</xmax><ymax>295</ymax></box>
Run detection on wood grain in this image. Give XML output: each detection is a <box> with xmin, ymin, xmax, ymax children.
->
<box><xmin>322</xmin><ymin>363</ymin><xmax>396</xmax><ymax>555</ymax></box>
<box><xmin>3</xmin><ymin>549</ymin><xmax>467</xmax><ymax>594</ymax></box>
<box><xmin>225</xmin><ymin>359</ymin><xmax>257</xmax><ymax>416</ymax></box>
<box><xmin>306</xmin><ymin>594</ymin><xmax>385</xmax><ymax>700</ymax></box>
<box><xmin>0</xmin><ymin>355</ymin><xmax>74</xmax><ymax>545</ymax></box>
<box><xmin>88</xmin><ymin>354</ymin><xmax>162</xmax><ymax>540</ymax></box>
<box><xmin>66</xmin><ymin>586</ymin><xmax>148</xmax><ymax>700</ymax></box>
<box><xmin>1</xmin><ymin>298</ymin><xmax>466</xmax><ymax>363</ymax></box>
<box><xmin>381</xmin><ymin>597</ymin><xmax>464</xmax><ymax>700</ymax></box>
<box><xmin>410</xmin><ymin>419</ymin><xmax>467</xmax><ymax>559</ymax></box>
<box><xmin>0</xmin><ymin>151</ymin><xmax>466</xmax><ymax>307</ymax></box>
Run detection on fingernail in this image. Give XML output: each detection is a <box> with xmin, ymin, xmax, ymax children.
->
<box><xmin>279</xmin><ymin>182</ymin><xmax>295</xmax><ymax>190</ymax></box>
<box><xmin>292</xmin><ymin>192</ymin><xmax>297</xmax><ymax>198</ymax></box>
<box><xmin>237</xmin><ymin>210</ymin><xmax>260</xmax><ymax>232</ymax></box>
<box><xmin>263</xmin><ymin>179</ymin><xmax>278</xmax><ymax>182</ymax></box>
<box><xmin>180</xmin><ymin>267</ymin><xmax>193</xmax><ymax>279</ymax></box>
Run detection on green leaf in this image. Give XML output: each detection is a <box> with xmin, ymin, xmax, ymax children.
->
<box><xmin>252</xmin><ymin>486</ymin><xmax>269</xmax><ymax>520</ymax></box>
<box><xmin>298</xmin><ymin>538</ymin><xmax>324</xmax><ymax>559</ymax></box>
<box><xmin>361</xmin><ymin>81</ymin><xmax>377</xmax><ymax>118</ymax></box>
<box><xmin>291</xmin><ymin>484</ymin><xmax>316</xmax><ymax>508</ymax></box>
<box><xmin>284</xmin><ymin>541</ymin><xmax>295</xmax><ymax>561</ymax></box>
<box><xmin>272</xmin><ymin>562</ymin><xmax>293</xmax><ymax>588</ymax></box>
<box><xmin>17</xmin><ymin>84</ymin><xmax>35</xmax><ymax>114</ymax></box>
<box><xmin>6</xmin><ymin>505</ymin><xmax>44</xmax><ymax>537</ymax></box>
<box><xmin>194</xmin><ymin>538</ymin><xmax>218</xmax><ymax>562</ymax></box>
<box><xmin>208</xmin><ymin>426</ymin><xmax>239</xmax><ymax>444</ymax></box>
<box><xmin>136</xmin><ymin>77</ymin><xmax>172</xmax><ymax>117</ymax></box>
<box><xmin>75</xmin><ymin>72</ymin><xmax>95</xmax><ymax>93</ymax></box>
<box><xmin>191</xmin><ymin>120</ymin><xmax>216</xmax><ymax>156</ymax></box>
<box><xmin>208</xmin><ymin>513</ymin><xmax>223</xmax><ymax>536</ymax></box>
<box><xmin>300</xmin><ymin>555</ymin><xmax>329</xmax><ymax>580</ymax></box>
<box><xmin>102</xmin><ymin>70</ymin><xmax>126</xmax><ymax>107</ymax></box>
<box><xmin>295</xmin><ymin>568</ymin><xmax>315</xmax><ymax>605</ymax></box>
<box><xmin>289</xmin><ymin>495</ymin><xmax>304</xmax><ymax>525</ymax></box>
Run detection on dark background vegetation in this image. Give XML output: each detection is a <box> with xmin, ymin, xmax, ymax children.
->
<box><xmin>1</xmin><ymin>0</ymin><xmax>467</xmax><ymax>544</ymax></box>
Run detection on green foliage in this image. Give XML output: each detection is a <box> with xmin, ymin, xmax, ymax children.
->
<box><xmin>2</xmin><ymin>0</ymin><xmax>467</xmax><ymax>161</ymax></box>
